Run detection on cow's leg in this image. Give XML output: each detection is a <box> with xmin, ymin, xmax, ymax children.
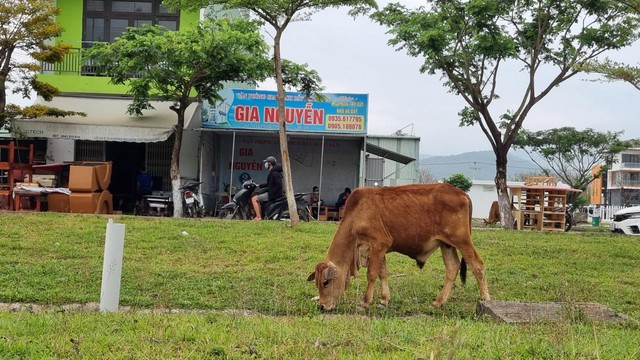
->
<box><xmin>458</xmin><ymin>246</ymin><xmax>490</xmax><ymax>301</ymax></box>
<box><xmin>433</xmin><ymin>245</ymin><xmax>460</xmax><ymax>308</ymax></box>
<box><xmin>362</xmin><ymin>248</ymin><xmax>386</xmax><ymax>309</ymax></box>
<box><xmin>379</xmin><ymin>255</ymin><xmax>390</xmax><ymax>307</ymax></box>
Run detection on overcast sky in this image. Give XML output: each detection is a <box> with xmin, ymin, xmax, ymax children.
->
<box><xmin>8</xmin><ymin>1</ymin><xmax>639</xmax><ymax>156</ymax></box>
<box><xmin>258</xmin><ymin>1</ymin><xmax>640</xmax><ymax>156</ymax></box>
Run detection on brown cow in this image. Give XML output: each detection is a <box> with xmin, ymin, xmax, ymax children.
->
<box><xmin>308</xmin><ymin>183</ymin><xmax>490</xmax><ymax>311</ymax></box>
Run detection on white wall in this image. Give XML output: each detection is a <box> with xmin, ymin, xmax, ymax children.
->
<box><xmin>467</xmin><ymin>180</ymin><xmax>524</xmax><ymax>219</ymax></box>
<box><xmin>216</xmin><ymin>133</ymin><xmax>361</xmax><ymax>206</ymax></box>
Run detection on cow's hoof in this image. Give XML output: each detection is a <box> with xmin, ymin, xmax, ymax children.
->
<box><xmin>432</xmin><ymin>301</ymin><xmax>443</xmax><ymax>308</ymax></box>
<box><xmin>377</xmin><ymin>303</ymin><xmax>387</xmax><ymax>309</ymax></box>
<box><xmin>359</xmin><ymin>302</ymin><xmax>370</xmax><ymax>310</ymax></box>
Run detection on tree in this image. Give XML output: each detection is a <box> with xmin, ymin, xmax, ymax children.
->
<box><xmin>0</xmin><ymin>0</ymin><xmax>83</xmax><ymax>130</ymax></box>
<box><xmin>580</xmin><ymin>58</ymin><xmax>640</xmax><ymax>91</ymax></box>
<box><xmin>419</xmin><ymin>168</ymin><xmax>437</xmax><ymax>183</ymax></box>
<box><xmin>578</xmin><ymin>2</ymin><xmax>640</xmax><ymax>91</ymax></box>
<box><xmin>168</xmin><ymin>0</ymin><xmax>377</xmax><ymax>226</ymax></box>
<box><xmin>443</xmin><ymin>173</ymin><xmax>472</xmax><ymax>193</ymax></box>
<box><xmin>87</xmin><ymin>19</ymin><xmax>273</xmax><ymax>217</ymax></box>
<box><xmin>372</xmin><ymin>1</ymin><xmax>639</xmax><ymax>228</ymax></box>
<box><xmin>513</xmin><ymin>127</ymin><xmax>631</xmax><ymax>207</ymax></box>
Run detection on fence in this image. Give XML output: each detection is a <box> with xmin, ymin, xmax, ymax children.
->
<box><xmin>586</xmin><ymin>205</ymin><xmax>630</xmax><ymax>221</ymax></box>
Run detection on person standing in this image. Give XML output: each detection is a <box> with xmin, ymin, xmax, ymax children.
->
<box><xmin>251</xmin><ymin>156</ymin><xmax>283</xmax><ymax>220</ymax></box>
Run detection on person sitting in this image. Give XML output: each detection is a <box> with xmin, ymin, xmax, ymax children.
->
<box><xmin>251</xmin><ymin>156</ymin><xmax>283</xmax><ymax>221</ymax></box>
<box><xmin>335</xmin><ymin>187</ymin><xmax>352</xmax><ymax>209</ymax></box>
<box><xmin>309</xmin><ymin>186</ymin><xmax>324</xmax><ymax>206</ymax></box>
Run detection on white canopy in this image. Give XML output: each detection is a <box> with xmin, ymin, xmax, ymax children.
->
<box><xmin>13</xmin><ymin>96</ymin><xmax>200</xmax><ymax>143</ymax></box>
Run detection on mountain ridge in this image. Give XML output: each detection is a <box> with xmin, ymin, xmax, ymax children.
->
<box><xmin>420</xmin><ymin>150</ymin><xmax>540</xmax><ymax>181</ymax></box>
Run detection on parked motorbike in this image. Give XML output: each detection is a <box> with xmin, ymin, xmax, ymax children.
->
<box><xmin>180</xmin><ymin>180</ymin><xmax>205</xmax><ymax>218</ymax></box>
<box><xmin>218</xmin><ymin>180</ymin><xmax>311</xmax><ymax>221</ymax></box>
<box><xmin>140</xmin><ymin>191</ymin><xmax>173</xmax><ymax>217</ymax></box>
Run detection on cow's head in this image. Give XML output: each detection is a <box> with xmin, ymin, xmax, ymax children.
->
<box><xmin>307</xmin><ymin>261</ymin><xmax>347</xmax><ymax>312</ymax></box>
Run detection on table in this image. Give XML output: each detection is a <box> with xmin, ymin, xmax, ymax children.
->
<box><xmin>13</xmin><ymin>188</ymin><xmax>44</xmax><ymax>211</ymax></box>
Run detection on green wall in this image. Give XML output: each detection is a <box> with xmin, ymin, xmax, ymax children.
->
<box><xmin>56</xmin><ymin>0</ymin><xmax>83</xmax><ymax>45</ymax></box>
<box><xmin>42</xmin><ymin>0</ymin><xmax>200</xmax><ymax>94</ymax></box>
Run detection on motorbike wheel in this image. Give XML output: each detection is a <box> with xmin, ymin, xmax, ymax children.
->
<box><xmin>186</xmin><ymin>204</ymin><xmax>195</xmax><ymax>218</ymax></box>
<box><xmin>565</xmin><ymin>211</ymin><xmax>573</xmax><ymax>232</ymax></box>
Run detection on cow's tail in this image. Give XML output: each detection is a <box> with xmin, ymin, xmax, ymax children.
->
<box><xmin>460</xmin><ymin>193</ymin><xmax>472</xmax><ymax>286</ymax></box>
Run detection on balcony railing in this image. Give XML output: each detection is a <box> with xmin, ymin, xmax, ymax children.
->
<box><xmin>620</xmin><ymin>162</ymin><xmax>640</xmax><ymax>169</ymax></box>
<box><xmin>609</xmin><ymin>179</ymin><xmax>640</xmax><ymax>189</ymax></box>
<box><xmin>40</xmin><ymin>46</ymin><xmax>105</xmax><ymax>76</ymax></box>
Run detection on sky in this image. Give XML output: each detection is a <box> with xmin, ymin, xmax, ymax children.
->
<box><xmin>7</xmin><ymin>1</ymin><xmax>640</xmax><ymax>156</ymax></box>
<box><xmin>257</xmin><ymin>1</ymin><xmax>640</xmax><ymax>156</ymax></box>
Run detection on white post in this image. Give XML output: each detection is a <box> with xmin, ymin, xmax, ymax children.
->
<box><xmin>100</xmin><ymin>219</ymin><xmax>126</xmax><ymax>313</ymax></box>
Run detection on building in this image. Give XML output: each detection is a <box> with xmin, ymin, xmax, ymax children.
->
<box><xmin>8</xmin><ymin>0</ymin><xmax>419</xmax><ymax>214</ymax></box>
<box><xmin>605</xmin><ymin>146</ymin><xmax>640</xmax><ymax>206</ymax></box>
<box><xmin>467</xmin><ymin>180</ymin><xmax>524</xmax><ymax>219</ymax></box>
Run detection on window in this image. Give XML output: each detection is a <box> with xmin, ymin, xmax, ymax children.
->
<box><xmin>84</xmin><ymin>18</ymin><xmax>105</xmax><ymax>42</ymax></box>
<box><xmin>83</xmin><ymin>0</ymin><xmax>180</xmax><ymax>45</ymax></box>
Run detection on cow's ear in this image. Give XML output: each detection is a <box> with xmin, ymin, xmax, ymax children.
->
<box><xmin>307</xmin><ymin>272</ymin><xmax>316</xmax><ymax>281</ymax></box>
<box><xmin>323</xmin><ymin>264</ymin><xmax>337</xmax><ymax>280</ymax></box>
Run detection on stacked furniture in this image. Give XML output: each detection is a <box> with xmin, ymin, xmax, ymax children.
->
<box><xmin>68</xmin><ymin>161</ymin><xmax>113</xmax><ymax>214</ymax></box>
<box><xmin>0</xmin><ymin>142</ymin><xmax>34</xmax><ymax>210</ymax></box>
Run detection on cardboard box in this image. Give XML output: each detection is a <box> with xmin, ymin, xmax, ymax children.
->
<box><xmin>68</xmin><ymin>162</ymin><xmax>112</xmax><ymax>192</ymax></box>
<box><xmin>69</xmin><ymin>190</ymin><xmax>113</xmax><ymax>214</ymax></box>
<box><xmin>47</xmin><ymin>193</ymin><xmax>70</xmax><ymax>213</ymax></box>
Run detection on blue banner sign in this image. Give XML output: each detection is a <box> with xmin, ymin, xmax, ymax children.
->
<box><xmin>202</xmin><ymin>89</ymin><xmax>368</xmax><ymax>134</ymax></box>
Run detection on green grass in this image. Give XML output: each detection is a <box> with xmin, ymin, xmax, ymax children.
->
<box><xmin>0</xmin><ymin>212</ymin><xmax>639</xmax><ymax>358</ymax></box>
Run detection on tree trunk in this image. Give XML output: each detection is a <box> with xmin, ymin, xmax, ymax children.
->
<box><xmin>494</xmin><ymin>146</ymin><xmax>515</xmax><ymax>229</ymax></box>
<box><xmin>0</xmin><ymin>46</ymin><xmax>13</xmax><ymax>128</ymax></box>
<box><xmin>171</xmin><ymin>106</ymin><xmax>185</xmax><ymax>217</ymax></box>
<box><xmin>273</xmin><ymin>30</ymin><xmax>300</xmax><ymax>226</ymax></box>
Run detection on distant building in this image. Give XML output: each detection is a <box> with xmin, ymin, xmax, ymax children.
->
<box><xmin>605</xmin><ymin>147</ymin><xmax>640</xmax><ymax>206</ymax></box>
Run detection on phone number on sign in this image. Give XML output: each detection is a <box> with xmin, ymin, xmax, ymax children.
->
<box><xmin>326</xmin><ymin>115</ymin><xmax>365</xmax><ymax>130</ymax></box>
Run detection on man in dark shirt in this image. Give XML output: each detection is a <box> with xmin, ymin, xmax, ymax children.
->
<box><xmin>251</xmin><ymin>156</ymin><xmax>283</xmax><ymax>220</ymax></box>
<box><xmin>335</xmin><ymin>187</ymin><xmax>352</xmax><ymax>208</ymax></box>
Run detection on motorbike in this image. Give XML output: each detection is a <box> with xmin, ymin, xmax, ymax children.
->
<box><xmin>139</xmin><ymin>191</ymin><xmax>173</xmax><ymax>217</ymax></box>
<box><xmin>180</xmin><ymin>180</ymin><xmax>205</xmax><ymax>218</ymax></box>
<box><xmin>218</xmin><ymin>180</ymin><xmax>311</xmax><ymax>221</ymax></box>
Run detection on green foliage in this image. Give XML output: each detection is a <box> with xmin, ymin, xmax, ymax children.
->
<box><xmin>0</xmin><ymin>213</ymin><xmax>639</xmax><ymax>358</ymax></box>
<box><xmin>580</xmin><ymin>57</ymin><xmax>640</xmax><ymax>91</ymax></box>
<box><xmin>443</xmin><ymin>173</ymin><xmax>473</xmax><ymax>192</ymax></box>
<box><xmin>0</xmin><ymin>0</ymin><xmax>72</xmax><ymax>129</ymax></box>
<box><xmin>513</xmin><ymin>127</ymin><xmax>631</xmax><ymax>193</ymax></box>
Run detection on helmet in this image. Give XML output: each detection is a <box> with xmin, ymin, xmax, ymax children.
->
<box><xmin>263</xmin><ymin>156</ymin><xmax>277</xmax><ymax>165</ymax></box>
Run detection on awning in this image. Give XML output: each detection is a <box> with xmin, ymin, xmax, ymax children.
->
<box><xmin>364</xmin><ymin>142</ymin><xmax>415</xmax><ymax>165</ymax></box>
<box><xmin>12</xmin><ymin>96</ymin><xmax>200</xmax><ymax>143</ymax></box>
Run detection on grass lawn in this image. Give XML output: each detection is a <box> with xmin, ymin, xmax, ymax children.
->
<box><xmin>1</xmin><ymin>212</ymin><xmax>639</xmax><ymax>358</ymax></box>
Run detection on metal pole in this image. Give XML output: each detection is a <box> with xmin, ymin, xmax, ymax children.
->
<box><xmin>229</xmin><ymin>131</ymin><xmax>236</xmax><ymax>198</ymax></box>
<box><xmin>317</xmin><ymin>135</ymin><xmax>325</xmax><ymax>221</ymax></box>
<box><xmin>362</xmin><ymin>136</ymin><xmax>367</xmax><ymax>187</ymax></box>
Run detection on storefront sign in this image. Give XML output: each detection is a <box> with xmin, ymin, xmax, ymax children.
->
<box><xmin>202</xmin><ymin>89</ymin><xmax>368</xmax><ymax>134</ymax></box>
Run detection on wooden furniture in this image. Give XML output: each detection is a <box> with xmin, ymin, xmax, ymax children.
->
<box><xmin>0</xmin><ymin>142</ymin><xmax>34</xmax><ymax>210</ymax></box>
<box><xmin>313</xmin><ymin>205</ymin><xmax>340</xmax><ymax>221</ymax></box>
<box><xmin>13</xmin><ymin>188</ymin><xmax>44</xmax><ymax>212</ymax></box>
<box><xmin>509</xmin><ymin>184</ymin><xmax>580</xmax><ymax>231</ymax></box>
